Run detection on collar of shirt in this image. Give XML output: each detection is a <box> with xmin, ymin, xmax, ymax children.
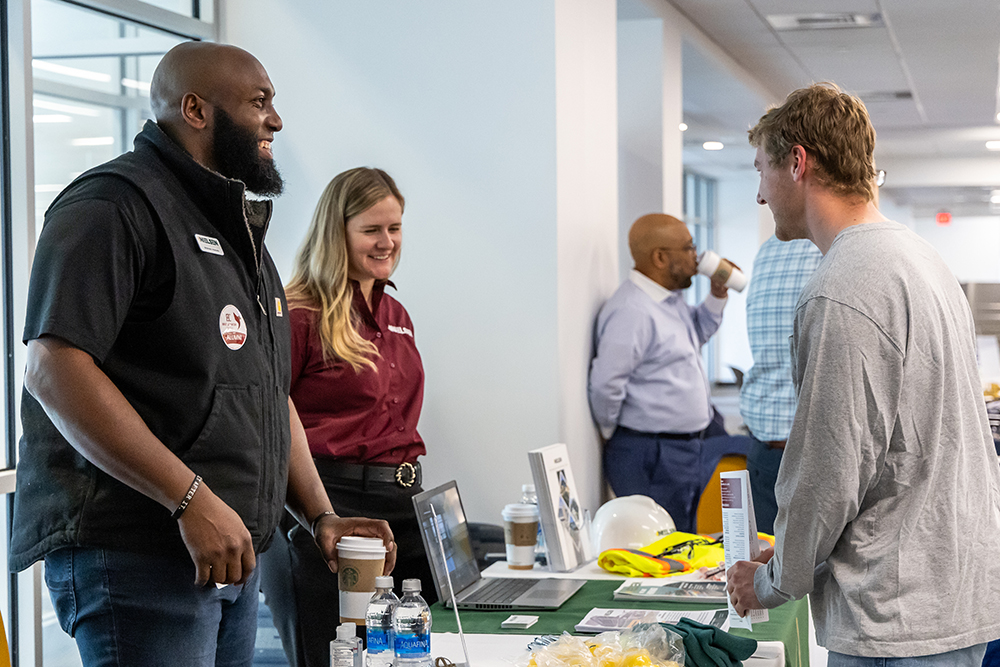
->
<box><xmin>629</xmin><ymin>269</ymin><xmax>682</xmax><ymax>302</ymax></box>
<box><xmin>350</xmin><ymin>279</ymin><xmax>396</xmax><ymax>328</ymax></box>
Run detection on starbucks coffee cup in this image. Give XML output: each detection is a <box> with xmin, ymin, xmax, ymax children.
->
<box><xmin>502</xmin><ymin>503</ymin><xmax>540</xmax><ymax>570</ymax></box>
<box><xmin>336</xmin><ymin>536</ymin><xmax>386</xmax><ymax>624</ymax></box>
<box><xmin>697</xmin><ymin>250</ymin><xmax>747</xmax><ymax>292</ymax></box>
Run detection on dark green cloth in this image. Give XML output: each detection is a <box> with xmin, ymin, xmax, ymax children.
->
<box><xmin>665</xmin><ymin>617</ymin><xmax>758</xmax><ymax>667</ymax></box>
<box><xmin>430</xmin><ymin>579</ymin><xmax>809</xmax><ymax>666</ymax></box>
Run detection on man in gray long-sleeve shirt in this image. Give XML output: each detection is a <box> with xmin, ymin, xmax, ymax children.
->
<box><xmin>726</xmin><ymin>83</ymin><xmax>1000</xmax><ymax>666</ymax></box>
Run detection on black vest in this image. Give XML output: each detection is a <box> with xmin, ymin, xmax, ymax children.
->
<box><xmin>10</xmin><ymin>123</ymin><xmax>291</xmax><ymax>571</ymax></box>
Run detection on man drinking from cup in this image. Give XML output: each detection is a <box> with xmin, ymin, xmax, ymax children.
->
<box><xmin>588</xmin><ymin>213</ymin><xmax>750</xmax><ymax>532</ymax></box>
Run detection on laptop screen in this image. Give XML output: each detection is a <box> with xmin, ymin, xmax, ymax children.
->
<box><xmin>412</xmin><ymin>481</ymin><xmax>481</xmax><ymax>603</ymax></box>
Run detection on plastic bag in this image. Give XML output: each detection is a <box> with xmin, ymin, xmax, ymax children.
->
<box><xmin>518</xmin><ymin>624</ymin><xmax>685</xmax><ymax>667</ymax></box>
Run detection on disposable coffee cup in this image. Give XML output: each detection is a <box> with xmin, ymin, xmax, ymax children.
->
<box><xmin>697</xmin><ymin>250</ymin><xmax>747</xmax><ymax>292</ymax></box>
<box><xmin>336</xmin><ymin>536</ymin><xmax>386</xmax><ymax>625</ymax></box>
<box><xmin>502</xmin><ymin>503</ymin><xmax>540</xmax><ymax>570</ymax></box>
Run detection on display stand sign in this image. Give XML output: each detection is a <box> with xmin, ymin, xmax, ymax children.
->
<box><xmin>528</xmin><ymin>443</ymin><xmax>593</xmax><ymax>572</ymax></box>
<box><xmin>720</xmin><ymin>470</ymin><xmax>768</xmax><ymax>630</ymax></box>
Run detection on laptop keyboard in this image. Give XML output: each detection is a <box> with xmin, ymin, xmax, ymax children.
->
<box><xmin>465</xmin><ymin>577</ymin><xmax>536</xmax><ymax>604</ymax></box>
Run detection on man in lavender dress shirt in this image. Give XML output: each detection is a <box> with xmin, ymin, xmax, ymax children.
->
<box><xmin>588</xmin><ymin>213</ymin><xmax>750</xmax><ymax>532</ymax></box>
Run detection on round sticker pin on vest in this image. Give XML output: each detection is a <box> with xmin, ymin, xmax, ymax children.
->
<box><xmin>219</xmin><ymin>304</ymin><xmax>248</xmax><ymax>350</ymax></box>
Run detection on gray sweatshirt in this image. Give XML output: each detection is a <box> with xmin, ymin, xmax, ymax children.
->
<box><xmin>753</xmin><ymin>221</ymin><xmax>1000</xmax><ymax>656</ymax></box>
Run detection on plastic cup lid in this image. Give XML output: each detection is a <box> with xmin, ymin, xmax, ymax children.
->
<box><xmin>336</xmin><ymin>536</ymin><xmax>386</xmax><ymax>554</ymax></box>
<box><xmin>502</xmin><ymin>503</ymin><xmax>540</xmax><ymax>520</ymax></box>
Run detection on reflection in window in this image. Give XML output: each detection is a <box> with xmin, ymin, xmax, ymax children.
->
<box><xmin>31</xmin><ymin>0</ymin><xmax>184</xmax><ymax>236</ymax></box>
<box><xmin>30</xmin><ymin>3</ymin><xmax>187</xmax><ymax>663</ymax></box>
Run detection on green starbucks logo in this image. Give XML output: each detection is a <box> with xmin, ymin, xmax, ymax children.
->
<box><xmin>340</xmin><ymin>566</ymin><xmax>360</xmax><ymax>588</ymax></box>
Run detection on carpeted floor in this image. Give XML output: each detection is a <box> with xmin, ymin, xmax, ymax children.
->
<box><xmin>255</xmin><ymin>593</ymin><xmax>291</xmax><ymax>666</ymax></box>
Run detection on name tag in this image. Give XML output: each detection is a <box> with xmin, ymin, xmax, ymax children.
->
<box><xmin>195</xmin><ymin>234</ymin><xmax>224</xmax><ymax>256</ymax></box>
<box><xmin>387</xmin><ymin>324</ymin><xmax>413</xmax><ymax>337</ymax></box>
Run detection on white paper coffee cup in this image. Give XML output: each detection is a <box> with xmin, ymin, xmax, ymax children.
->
<box><xmin>336</xmin><ymin>536</ymin><xmax>386</xmax><ymax>624</ymax></box>
<box><xmin>501</xmin><ymin>503</ymin><xmax>539</xmax><ymax>570</ymax></box>
<box><xmin>697</xmin><ymin>250</ymin><xmax>747</xmax><ymax>292</ymax></box>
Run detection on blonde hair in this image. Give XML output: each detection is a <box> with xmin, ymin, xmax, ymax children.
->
<box><xmin>285</xmin><ymin>168</ymin><xmax>405</xmax><ymax>373</ymax></box>
<box><xmin>748</xmin><ymin>82</ymin><xmax>876</xmax><ymax>201</ymax></box>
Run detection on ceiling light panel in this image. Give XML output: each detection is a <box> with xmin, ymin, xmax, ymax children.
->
<box><xmin>766</xmin><ymin>13</ymin><xmax>884</xmax><ymax>31</ymax></box>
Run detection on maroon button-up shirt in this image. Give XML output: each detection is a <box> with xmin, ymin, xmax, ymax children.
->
<box><xmin>289</xmin><ymin>280</ymin><xmax>425</xmax><ymax>464</ymax></box>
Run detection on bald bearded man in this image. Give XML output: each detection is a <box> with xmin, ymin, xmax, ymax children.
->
<box><xmin>588</xmin><ymin>214</ymin><xmax>751</xmax><ymax>532</ymax></box>
<box><xmin>10</xmin><ymin>42</ymin><xmax>394</xmax><ymax>666</ymax></box>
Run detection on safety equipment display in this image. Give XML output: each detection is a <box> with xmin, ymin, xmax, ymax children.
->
<box><xmin>590</xmin><ymin>495</ymin><xmax>676</xmax><ymax>554</ymax></box>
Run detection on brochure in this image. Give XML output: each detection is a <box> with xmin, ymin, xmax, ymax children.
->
<box><xmin>574</xmin><ymin>607</ymin><xmax>728</xmax><ymax>633</ymax></box>
<box><xmin>528</xmin><ymin>444</ymin><xmax>593</xmax><ymax>572</ymax></box>
<box><xmin>612</xmin><ymin>580</ymin><xmax>728</xmax><ymax>603</ymax></box>
<box><xmin>720</xmin><ymin>470</ymin><xmax>769</xmax><ymax>630</ymax></box>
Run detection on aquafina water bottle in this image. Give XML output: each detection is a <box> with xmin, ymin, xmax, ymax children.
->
<box><xmin>365</xmin><ymin>576</ymin><xmax>399</xmax><ymax>667</ymax></box>
<box><xmin>392</xmin><ymin>578</ymin><xmax>432</xmax><ymax>666</ymax></box>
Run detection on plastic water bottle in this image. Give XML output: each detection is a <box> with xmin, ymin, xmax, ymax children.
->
<box><xmin>392</xmin><ymin>578</ymin><xmax>432</xmax><ymax>666</ymax></box>
<box><xmin>330</xmin><ymin>622</ymin><xmax>362</xmax><ymax>667</ymax></box>
<box><xmin>365</xmin><ymin>576</ymin><xmax>399</xmax><ymax>667</ymax></box>
<box><xmin>521</xmin><ymin>483</ymin><xmax>546</xmax><ymax>558</ymax></box>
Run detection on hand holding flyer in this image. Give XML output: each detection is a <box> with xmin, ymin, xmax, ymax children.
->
<box><xmin>720</xmin><ymin>470</ymin><xmax>768</xmax><ymax>630</ymax></box>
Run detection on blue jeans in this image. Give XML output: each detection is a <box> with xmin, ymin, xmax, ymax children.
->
<box><xmin>828</xmin><ymin>644</ymin><xmax>987</xmax><ymax>667</ymax></box>
<box><xmin>44</xmin><ymin>547</ymin><xmax>260</xmax><ymax>667</ymax></box>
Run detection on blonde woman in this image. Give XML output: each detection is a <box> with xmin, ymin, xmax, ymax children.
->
<box><xmin>260</xmin><ymin>168</ymin><xmax>434</xmax><ymax>667</ymax></box>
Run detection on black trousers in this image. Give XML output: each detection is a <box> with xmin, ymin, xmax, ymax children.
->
<box><xmin>259</xmin><ymin>473</ymin><xmax>437</xmax><ymax>667</ymax></box>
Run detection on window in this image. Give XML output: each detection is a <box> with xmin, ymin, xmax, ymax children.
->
<box><xmin>683</xmin><ymin>170</ymin><xmax>718</xmax><ymax>379</ymax></box>
<box><xmin>5</xmin><ymin>2</ymin><xmax>214</xmax><ymax>664</ymax></box>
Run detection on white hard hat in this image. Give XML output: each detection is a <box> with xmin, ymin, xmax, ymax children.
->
<box><xmin>590</xmin><ymin>495</ymin><xmax>676</xmax><ymax>553</ymax></box>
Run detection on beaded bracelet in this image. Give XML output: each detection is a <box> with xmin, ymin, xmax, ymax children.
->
<box><xmin>310</xmin><ymin>510</ymin><xmax>338</xmax><ymax>537</ymax></box>
<box><xmin>171</xmin><ymin>474</ymin><xmax>202</xmax><ymax>520</ymax></box>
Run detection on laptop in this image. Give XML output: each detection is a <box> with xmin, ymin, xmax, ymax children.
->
<box><xmin>412</xmin><ymin>481</ymin><xmax>586</xmax><ymax>610</ymax></box>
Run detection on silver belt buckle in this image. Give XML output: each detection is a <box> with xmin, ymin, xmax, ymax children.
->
<box><xmin>394</xmin><ymin>462</ymin><xmax>417</xmax><ymax>488</ymax></box>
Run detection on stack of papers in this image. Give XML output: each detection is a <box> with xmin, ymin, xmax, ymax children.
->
<box><xmin>613</xmin><ymin>580</ymin><xmax>728</xmax><ymax>603</ymax></box>
<box><xmin>574</xmin><ymin>608</ymin><xmax>729</xmax><ymax>633</ymax></box>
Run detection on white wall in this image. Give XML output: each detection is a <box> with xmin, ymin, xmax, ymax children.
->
<box><xmin>911</xmin><ymin>215</ymin><xmax>1000</xmax><ymax>283</ymax></box>
<box><xmin>555</xmin><ymin>0</ymin><xmax>619</xmax><ymax>513</ymax></box>
<box><xmin>223</xmin><ymin>0</ymin><xmax>616</xmax><ymax>522</ymax></box>
<box><xmin>617</xmin><ymin>18</ymin><xmax>664</xmax><ymax>281</ymax></box>
<box><xmin>713</xmin><ymin>171</ymin><xmax>762</xmax><ymax>380</ymax></box>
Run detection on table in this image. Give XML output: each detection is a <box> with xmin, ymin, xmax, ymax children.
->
<box><xmin>430</xmin><ymin>575</ymin><xmax>810</xmax><ymax>667</ymax></box>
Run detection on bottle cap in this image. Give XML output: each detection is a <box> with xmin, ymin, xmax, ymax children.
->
<box><xmin>521</xmin><ymin>484</ymin><xmax>535</xmax><ymax>493</ymax></box>
<box><xmin>375</xmin><ymin>575</ymin><xmax>394</xmax><ymax>589</ymax></box>
<box><xmin>402</xmin><ymin>578</ymin><xmax>422</xmax><ymax>592</ymax></box>
<box><xmin>336</xmin><ymin>622</ymin><xmax>356</xmax><ymax>640</ymax></box>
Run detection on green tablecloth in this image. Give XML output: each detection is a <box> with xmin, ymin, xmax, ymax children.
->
<box><xmin>431</xmin><ymin>579</ymin><xmax>809</xmax><ymax>667</ymax></box>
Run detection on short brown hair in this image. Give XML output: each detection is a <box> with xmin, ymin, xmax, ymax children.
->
<box><xmin>749</xmin><ymin>83</ymin><xmax>876</xmax><ymax>201</ymax></box>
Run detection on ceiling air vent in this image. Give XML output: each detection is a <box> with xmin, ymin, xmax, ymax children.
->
<box><xmin>857</xmin><ymin>90</ymin><xmax>913</xmax><ymax>103</ymax></box>
<box><xmin>767</xmin><ymin>13</ymin><xmax>884</xmax><ymax>31</ymax></box>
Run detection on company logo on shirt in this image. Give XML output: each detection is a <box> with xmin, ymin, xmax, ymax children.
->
<box><xmin>387</xmin><ymin>324</ymin><xmax>413</xmax><ymax>337</ymax></box>
<box><xmin>219</xmin><ymin>304</ymin><xmax>248</xmax><ymax>350</ymax></box>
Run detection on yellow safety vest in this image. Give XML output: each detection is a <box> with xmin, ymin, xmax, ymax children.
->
<box><xmin>597</xmin><ymin>531</ymin><xmax>774</xmax><ymax>578</ymax></box>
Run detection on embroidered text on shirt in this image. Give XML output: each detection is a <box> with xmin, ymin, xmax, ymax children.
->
<box><xmin>387</xmin><ymin>325</ymin><xmax>413</xmax><ymax>337</ymax></box>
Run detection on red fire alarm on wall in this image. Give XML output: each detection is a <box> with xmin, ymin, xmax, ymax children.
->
<box><xmin>936</xmin><ymin>211</ymin><xmax>952</xmax><ymax>225</ymax></box>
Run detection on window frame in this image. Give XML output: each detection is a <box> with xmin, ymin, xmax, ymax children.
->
<box><xmin>4</xmin><ymin>2</ymin><xmax>217</xmax><ymax>664</ymax></box>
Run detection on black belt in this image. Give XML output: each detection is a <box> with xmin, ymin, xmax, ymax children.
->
<box><xmin>313</xmin><ymin>458</ymin><xmax>422</xmax><ymax>488</ymax></box>
<box><xmin>617</xmin><ymin>425</ymin><xmax>707</xmax><ymax>441</ymax></box>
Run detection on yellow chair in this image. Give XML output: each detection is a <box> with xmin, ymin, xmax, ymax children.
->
<box><xmin>0</xmin><ymin>608</ymin><xmax>10</xmax><ymax>667</ymax></box>
<box><xmin>695</xmin><ymin>454</ymin><xmax>747</xmax><ymax>534</ymax></box>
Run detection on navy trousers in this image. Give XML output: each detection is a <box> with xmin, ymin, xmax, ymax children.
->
<box><xmin>604</xmin><ymin>423</ymin><xmax>751</xmax><ymax>533</ymax></box>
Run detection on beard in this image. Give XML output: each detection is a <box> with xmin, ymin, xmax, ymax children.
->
<box><xmin>211</xmin><ymin>107</ymin><xmax>284</xmax><ymax>197</ymax></box>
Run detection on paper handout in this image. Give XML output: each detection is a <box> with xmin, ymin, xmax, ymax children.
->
<box><xmin>720</xmin><ymin>470</ymin><xmax>769</xmax><ymax>630</ymax></box>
